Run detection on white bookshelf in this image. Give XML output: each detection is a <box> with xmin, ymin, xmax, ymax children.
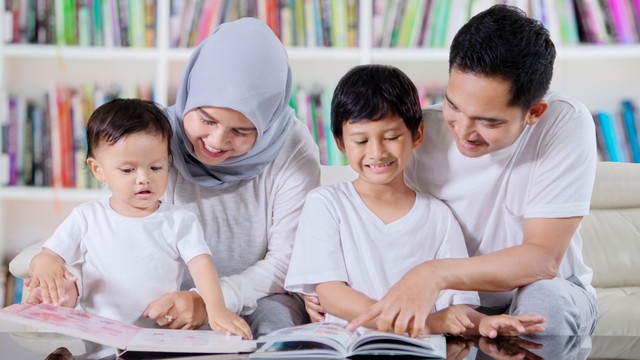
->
<box><xmin>1</xmin><ymin>0</ymin><xmax>640</xmax><ymax>264</ymax></box>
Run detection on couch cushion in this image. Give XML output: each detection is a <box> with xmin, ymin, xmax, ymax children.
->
<box><xmin>594</xmin><ymin>287</ymin><xmax>640</xmax><ymax>336</ymax></box>
<box><xmin>579</xmin><ymin>162</ymin><xmax>640</xmax><ymax>288</ymax></box>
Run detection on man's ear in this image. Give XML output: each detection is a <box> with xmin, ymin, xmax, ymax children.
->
<box><xmin>86</xmin><ymin>157</ymin><xmax>103</xmax><ymax>181</ymax></box>
<box><xmin>525</xmin><ymin>100</ymin><xmax>548</xmax><ymax>126</ymax></box>
<box><xmin>334</xmin><ymin>135</ymin><xmax>345</xmax><ymax>154</ymax></box>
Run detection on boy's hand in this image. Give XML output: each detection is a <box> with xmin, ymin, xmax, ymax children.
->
<box><xmin>426</xmin><ymin>305</ymin><xmax>475</xmax><ymax>336</ymax></box>
<box><xmin>303</xmin><ymin>295</ymin><xmax>326</xmax><ymax>322</ymax></box>
<box><xmin>29</xmin><ymin>249</ymin><xmax>76</xmax><ymax>306</ymax></box>
<box><xmin>208</xmin><ymin>307</ymin><xmax>253</xmax><ymax>340</ymax></box>
<box><xmin>479</xmin><ymin>314</ymin><xmax>545</xmax><ymax>338</ymax></box>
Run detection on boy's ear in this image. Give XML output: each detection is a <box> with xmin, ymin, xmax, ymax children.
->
<box><xmin>412</xmin><ymin>122</ymin><xmax>425</xmax><ymax>149</ymax></box>
<box><xmin>86</xmin><ymin>157</ymin><xmax>103</xmax><ymax>181</ymax></box>
<box><xmin>525</xmin><ymin>100</ymin><xmax>548</xmax><ymax>126</ymax></box>
<box><xmin>334</xmin><ymin>135</ymin><xmax>346</xmax><ymax>153</ymax></box>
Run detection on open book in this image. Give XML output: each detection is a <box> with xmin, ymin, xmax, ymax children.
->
<box><xmin>0</xmin><ymin>303</ymin><xmax>256</xmax><ymax>356</ymax></box>
<box><xmin>250</xmin><ymin>322</ymin><xmax>445</xmax><ymax>359</ymax></box>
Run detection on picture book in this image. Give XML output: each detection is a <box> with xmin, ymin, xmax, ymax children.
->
<box><xmin>249</xmin><ymin>322</ymin><xmax>446</xmax><ymax>359</ymax></box>
<box><xmin>0</xmin><ymin>303</ymin><xmax>256</xmax><ymax>356</ymax></box>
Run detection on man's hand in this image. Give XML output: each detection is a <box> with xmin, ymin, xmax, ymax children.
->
<box><xmin>144</xmin><ymin>291</ymin><xmax>208</xmax><ymax>329</ymax></box>
<box><xmin>348</xmin><ymin>264</ymin><xmax>441</xmax><ymax>337</ymax></box>
<box><xmin>303</xmin><ymin>295</ymin><xmax>326</xmax><ymax>322</ymax></box>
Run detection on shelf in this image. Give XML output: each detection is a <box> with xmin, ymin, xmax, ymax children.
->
<box><xmin>2</xmin><ymin>44</ymin><xmax>161</xmax><ymax>61</ymax></box>
<box><xmin>0</xmin><ymin>188</ymin><xmax>108</xmax><ymax>202</ymax></box>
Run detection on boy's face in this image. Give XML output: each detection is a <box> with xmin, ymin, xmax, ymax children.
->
<box><xmin>337</xmin><ymin>114</ymin><xmax>423</xmax><ymax>186</ymax></box>
<box><xmin>443</xmin><ymin>69</ymin><xmax>543</xmax><ymax>158</ymax></box>
<box><xmin>183</xmin><ymin>106</ymin><xmax>258</xmax><ymax>165</ymax></box>
<box><xmin>87</xmin><ymin>132</ymin><xmax>169</xmax><ymax>217</ymax></box>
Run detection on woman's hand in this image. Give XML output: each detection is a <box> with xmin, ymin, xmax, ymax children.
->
<box><xmin>144</xmin><ymin>291</ymin><xmax>208</xmax><ymax>329</ymax></box>
<box><xmin>302</xmin><ymin>295</ymin><xmax>326</xmax><ymax>322</ymax></box>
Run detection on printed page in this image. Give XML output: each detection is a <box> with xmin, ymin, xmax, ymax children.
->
<box><xmin>0</xmin><ymin>303</ymin><xmax>138</xmax><ymax>349</ymax></box>
<box><xmin>351</xmin><ymin>329</ymin><xmax>446</xmax><ymax>357</ymax></box>
<box><xmin>127</xmin><ymin>328</ymin><xmax>256</xmax><ymax>353</ymax></box>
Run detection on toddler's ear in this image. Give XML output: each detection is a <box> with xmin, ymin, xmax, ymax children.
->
<box><xmin>86</xmin><ymin>157</ymin><xmax>103</xmax><ymax>181</ymax></box>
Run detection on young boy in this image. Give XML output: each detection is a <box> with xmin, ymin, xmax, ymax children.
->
<box><xmin>27</xmin><ymin>99</ymin><xmax>252</xmax><ymax>344</ymax></box>
<box><xmin>285</xmin><ymin>65</ymin><xmax>544</xmax><ymax>337</ymax></box>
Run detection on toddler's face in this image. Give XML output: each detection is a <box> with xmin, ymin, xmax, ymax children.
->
<box><xmin>88</xmin><ymin>132</ymin><xmax>169</xmax><ymax>217</ymax></box>
<box><xmin>183</xmin><ymin>106</ymin><xmax>258</xmax><ymax>165</ymax></box>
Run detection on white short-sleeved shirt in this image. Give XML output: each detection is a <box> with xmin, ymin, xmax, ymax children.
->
<box><xmin>404</xmin><ymin>91</ymin><xmax>598</xmax><ymax>307</ymax></box>
<box><xmin>285</xmin><ymin>182</ymin><xmax>479</xmax><ymax>326</ymax></box>
<box><xmin>43</xmin><ymin>198</ymin><xmax>211</xmax><ymax>327</ymax></box>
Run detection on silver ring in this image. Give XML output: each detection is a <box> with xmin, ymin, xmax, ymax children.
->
<box><xmin>165</xmin><ymin>314</ymin><xmax>174</xmax><ymax>323</ymax></box>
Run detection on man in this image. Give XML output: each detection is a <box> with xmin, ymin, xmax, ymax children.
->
<box><xmin>337</xmin><ymin>5</ymin><xmax>597</xmax><ymax>336</ymax></box>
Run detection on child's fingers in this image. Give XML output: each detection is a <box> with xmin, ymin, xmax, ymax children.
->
<box><xmin>63</xmin><ymin>270</ymin><xmax>77</xmax><ymax>282</ymax></box>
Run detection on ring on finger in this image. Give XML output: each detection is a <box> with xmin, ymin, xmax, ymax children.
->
<box><xmin>165</xmin><ymin>314</ymin><xmax>174</xmax><ymax>323</ymax></box>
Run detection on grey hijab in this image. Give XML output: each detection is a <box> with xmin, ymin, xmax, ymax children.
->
<box><xmin>167</xmin><ymin>17</ymin><xmax>294</xmax><ymax>189</ymax></box>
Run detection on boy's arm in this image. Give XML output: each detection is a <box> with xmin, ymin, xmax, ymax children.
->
<box><xmin>349</xmin><ymin>216</ymin><xmax>581</xmax><ymax>336</ymax></box>
<box><xmin>316</xmin><ymin>281</ymin><xmax>376</xmax><ymax>328</ymax></box>
<box><xmin>28</xmin><ymin>248</ymin><xmax>77</xmax><ymax>305</ymax></box>
<box><xmin>186</xmin><ymin>254</ymin><xmax>252</xmax><ymax>339</ymax></box>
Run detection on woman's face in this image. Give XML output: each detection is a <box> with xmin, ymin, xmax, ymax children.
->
<box><xmin>183</xmin><ymin>106</ymin><xmax>258</xmax><ymax>165</ymax></box>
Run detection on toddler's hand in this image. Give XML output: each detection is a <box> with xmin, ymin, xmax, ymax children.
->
<box><xmin>479</xmin><ymin>314</ymin><xmax>545</xmax><ymax>338</ymax></box>
<box><xmin>208</xmin><ymin>307</ymin><xmax>253</xmax><ymax>340</ymax></box>
<box><xmin>29</xmin><ymin>249</ymin><xmax>77</xmax><ymax>306</ymax></box>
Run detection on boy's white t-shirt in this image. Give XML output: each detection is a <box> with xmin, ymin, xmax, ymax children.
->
<box><xmin>285</xmin><ymin>182</ymin><xmax>480</xmax><ymax>326</ymax></box>
<box><xmin>43</xmin><ymin>198</ymin><xmax>211</xmax><ymax>327</ymax></box>
<box><xmin>405</xmin><ymin>91</ymin><xmax>598</xmax><ymax>307</ymax></box>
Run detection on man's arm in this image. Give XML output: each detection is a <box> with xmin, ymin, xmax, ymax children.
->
<box><xmin>316</xmin><ymin>281</ymin><xmax>376</xmax><ymax>328</ymax></box>
<box><xmin>348</xmin><ymin>216</ymin><xmax>582</xmax><ymax>336</ymax></box>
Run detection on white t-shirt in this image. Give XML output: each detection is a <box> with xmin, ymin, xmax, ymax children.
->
<box><xmin>405</xmin><ymin>91</ymin><xmax>598</xmax><ymax>307</ymax></box>
<box><xmin>43</xmin><ymin>198</ymin><xmax>211</xmax><ymax>327</ymax></box>
<box><xmin>165</xmin><ymin>121</ymin><xmax>321</xmax><ymax>315</ymax></box>
<box><xmin>285</xmin><ymin>182</ymin><xmax>480</xmax><ymax>326</ymax></box>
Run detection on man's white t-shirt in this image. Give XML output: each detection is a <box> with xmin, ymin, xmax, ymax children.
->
<box><xmin>285</xmin><ymin>182</ymin><xmax>480</xmax><ymax>326</ymax></box>
<box><xmin>405</xmin><ymin>91</ymin><xmax>598</xmax><ymax>307</ymax></box>
<box><xmin>43</xmin><ymin>198</ymin><xmax>211</xmax><ymax>327</ymax></box>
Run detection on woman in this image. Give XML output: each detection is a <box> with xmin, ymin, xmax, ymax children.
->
<box><xmin>143</xmin><ymin>18</ymin><xmax>320</xmax><ymax>335</ymax></box>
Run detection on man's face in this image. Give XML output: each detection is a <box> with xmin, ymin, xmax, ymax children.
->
<box><xmin>443</xmin><ymin>69</ymin><xmax>537</xmax><ymax>158</ymax></box>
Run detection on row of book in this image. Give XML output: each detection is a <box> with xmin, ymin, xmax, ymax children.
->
<box><xmin>594</xmin><ymin>100</ymin><xmax>640</xmax><ymax>163</ymax></box>
<box><xmin>9</xmin><ymin>0</ymin><xmax>640</xmax><ymax>49</ymax></box>
<box><xmin>374</xmin><ymin>0</ymin><xmax>640</xmax><ymax>48</ymax></box>
<box><xmin>4</xmin><ymin>0</ymin><xmax>157</xmax><ymax>47</ymax></box>
<box><xmin>0</xmin><ymin>84</ymin><xmax>152</xmax><ymax>189</ymax></box>
<box><xmin>169</xmin><ymin>0</ymin><xmax>359</xmax><ymax>48</ymax></box>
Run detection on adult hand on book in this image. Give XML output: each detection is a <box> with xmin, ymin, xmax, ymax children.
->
<box><xmin>144</xmin><ymin>290</ymin><xmax>208</xmax><ymax>329</ymax></box>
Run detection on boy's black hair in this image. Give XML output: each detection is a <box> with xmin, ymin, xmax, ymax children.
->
<box><xmin>449</xmin><ymin>4</ymin><xmax>556</xmax><ymax>110</ymax></box>
<box><xmin>331</xmin><ymin>64</ymin><xmax>422</xmax><ymax>144</ymax></box>
<box><xmin>86</xmin><ymin>98</ymin><xmax>172</xmax><ymax>159</ymax></box>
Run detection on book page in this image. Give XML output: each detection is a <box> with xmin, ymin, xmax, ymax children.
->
<box><xmin>0</xmin><ymin>303</ymin><xmax>138</xmax><ymax>349</ymax></box>
<box><xmin>127</xmin><ymin>328</ymin><xmax>256</xmax><ymax>353</ymax></box>
<box><xmin>351</xmin><ymin>329</ymin><xmax>446</xmax><ymax>357</ymax></box>
<box><xmin>257</xmin><ymin>322</ymin><xmax>356</xmax><ymax>352</ymax></box>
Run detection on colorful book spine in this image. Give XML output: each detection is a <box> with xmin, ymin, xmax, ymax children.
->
<box><xmin>621</xmin><ymin>100</ymin><xmax>640</xmax><ymax>163</ymax></box>
<box><xmin>597</xmin><ymin>111</ymin><xmax>624</xmax><ymax>162</ymax></box>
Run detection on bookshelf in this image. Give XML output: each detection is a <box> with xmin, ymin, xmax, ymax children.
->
<box><xmin>1</xmin><ymin>0</ymin><xmax>640</xmax><ymax>268</ymax></box>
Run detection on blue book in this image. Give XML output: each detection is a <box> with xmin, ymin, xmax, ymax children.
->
<box><xmin>596</xmin><ymin>111</ymin><xmax>623</xmax><ymax>162</ymax></box>
<box><xmin>621</xmin><ymin>100</ymin><xmax>640</xmax><ymax>163</ymax></box>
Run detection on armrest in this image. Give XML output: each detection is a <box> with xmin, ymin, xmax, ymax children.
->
<box><xmin>9</xmin><ymin>240</ymin><xmax>45</xmax><ymax>279</ymax></box>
